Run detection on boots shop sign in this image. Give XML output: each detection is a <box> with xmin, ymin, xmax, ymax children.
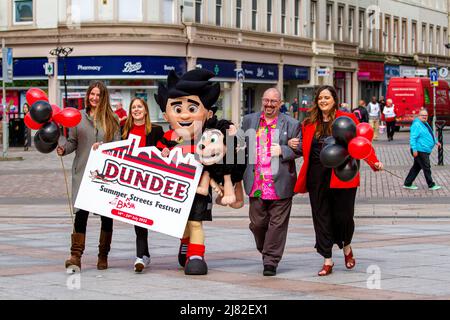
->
<box><xmin>60</xmin><ymin>56</ymin><xmax>186</xmax><ymax>78</ymax></box>
<box><xmin>75</xmin><ymin>135</ymin><xmax>203</xmax><ymax>238</ymax></box>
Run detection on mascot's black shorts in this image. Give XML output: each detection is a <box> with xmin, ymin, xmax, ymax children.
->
<box><xmin>189</xmin><ymin>193</ymin><xmax>212</xmax><ymax>221</ymax></box>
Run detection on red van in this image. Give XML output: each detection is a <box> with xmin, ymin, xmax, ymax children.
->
<box><xmin>386</xmin><ymin>77</ymin><xmax>450</xmax><ymax>126</ymax></box>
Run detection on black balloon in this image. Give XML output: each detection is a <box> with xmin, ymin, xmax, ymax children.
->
<box><xmin>30</xmin><ymin>100</ymin><xmax>53</xmax><ymax>124</ymax></box>
<box><xmin>334</xmin><ymin>157</ymin><xmax>359</xmax><ymax>182</ymax></box>
<box><xmin>332</xmin><ymin>116</ymin><xmax>356</xmax><ymax>146</ymax></box>
<box><xmin>34</xmin><ymin>132</ymin><xmax>57</xmax><ymax>154</ymax></box>
<box><xmin>39</xmin><ymin>122</ymin><xmax>60</xmax><ymax>144</ymax></box>
<box><xmin>320</xmin><ymin>144</ymin><xmax>349</xmax><ymax>168</ymax></box>
<box><xmin>323</xmin><ymin>136</ymin><xmax>336</xmax><ymax>146</ymax></box>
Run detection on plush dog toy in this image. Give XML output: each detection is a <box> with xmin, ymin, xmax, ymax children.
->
<box><xmin>196</xmin><ymin>117</ymin><xmax>246</xmax><ymax>209</ymax></box>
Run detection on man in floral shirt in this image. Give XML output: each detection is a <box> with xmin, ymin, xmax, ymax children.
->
<box><xmin>240</xmin><ymin>88</ymin><xmax>301</xmax><ymax>276</ymax></box>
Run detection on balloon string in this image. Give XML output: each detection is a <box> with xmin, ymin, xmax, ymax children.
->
<box><xmin>365</xmin><ymin>159</ymin><xmax>404</xmax><ymax>180</ymax></box>
<box><xmin>60</xmin><ymin>156</ymin><xmax>75</xmax><ymax>232</ymax></box>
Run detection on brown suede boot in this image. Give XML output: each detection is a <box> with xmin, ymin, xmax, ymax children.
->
<box><xmin>65</xmin><ymin>233</ymin><xmax>86</xmax><ymax>271</ymax></box>
<box><xmin>97</xmin><ymin>230</ymin><xmax>112</xmax><ymax>270</ymax></box>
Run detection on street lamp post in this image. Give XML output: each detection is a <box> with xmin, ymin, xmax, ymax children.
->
<box><xmin>49</xmin><ymin>46</ymin><xmax>73</xmax><ymax>108</ymax></box>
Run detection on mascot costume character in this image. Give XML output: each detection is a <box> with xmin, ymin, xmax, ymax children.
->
<box><xmin>155</xmin><ymin>69</ymin><xmax>220</xmax><ymax>275</ymax></box>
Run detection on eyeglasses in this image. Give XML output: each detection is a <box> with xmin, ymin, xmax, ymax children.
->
<box><xmin>262</xmin><ymin>98</ymin><xmax>280</xmax><ymax>105</ymax></box>
<box><xmin>419</xmin><ymin>114</ymin><xmax>428</xmax><ymax>117</ymax></box>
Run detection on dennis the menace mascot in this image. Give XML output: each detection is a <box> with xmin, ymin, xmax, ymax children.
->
<box><xmin>155</xmin><ymin>69</ymin><xmax>220</xmax><ymax>275</ymax></box>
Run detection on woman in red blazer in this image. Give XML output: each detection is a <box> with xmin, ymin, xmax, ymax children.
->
<box><xmin>289</xmin><ymin>86</ymin><xmax>383</xmax><ymax>276</ymax></box>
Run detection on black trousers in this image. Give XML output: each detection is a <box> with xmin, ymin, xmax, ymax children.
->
<box><xmin>308</xmin><ymin>187</ymin><xmax>357</xmax><ymax>259</ymax></box>
<box><xmin>74</xmin><ymin>209</ymin><xmax>113</xmax><ymax>234</ymax></box>
<box><xmin>404</xmin><ymin>151</ymin><xmax>434</xmax><ymax>188</ymax></box>
<box><xmin>386</xmin><ymin>121</ymin><xmax>396</xmax><ymax>140</ymax></box>
<box><xmin>134</xmin><ymin>226</ymin><xmax>150</xmax><ymax>258</ymax></box>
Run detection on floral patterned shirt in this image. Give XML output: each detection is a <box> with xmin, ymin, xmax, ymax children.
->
<box><xmin>250</xmin><ymin>114</ymin><xmax>279</xmax><ymax>200</ymax></box>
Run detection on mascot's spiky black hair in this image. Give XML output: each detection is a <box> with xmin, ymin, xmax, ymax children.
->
<box><xmin>154</xmin><ymin>69</ymin><xmax>221</xmax><ymax>113</ymax></box>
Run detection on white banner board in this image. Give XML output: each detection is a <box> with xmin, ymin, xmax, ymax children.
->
<box><xmin>74</xmin><ymin>135</ymin><xmax>203</xmax><ymax>238</ymax></box>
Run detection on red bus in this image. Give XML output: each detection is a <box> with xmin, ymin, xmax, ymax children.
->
<box><xmin>386</xmin><ymin>77</ymin><xmax>450</xmax><ymax>126</ymax></box>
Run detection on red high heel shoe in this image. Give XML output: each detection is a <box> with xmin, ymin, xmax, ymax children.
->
<box><xmin>318</xmin><ymin>263</ymin><xmax>334</xmax><ymax>276</ymax></box>
<box><xmin>344</xmin><ymin>247</ymin><xmax>356</xmax><ymax>269</ymax></box>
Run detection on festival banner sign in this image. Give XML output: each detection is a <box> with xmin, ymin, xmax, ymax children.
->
<box><xmin>74</xmin><ymin>135</ymin><xmax>203</xmax><ymax>238</ymax></box>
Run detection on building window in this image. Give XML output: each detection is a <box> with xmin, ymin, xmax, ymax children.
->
<box><xmin>267</xmin><ymin>0</ymin><xmax>272</xmax><ymax>32</ymax></box>
<box><xmin>281</xmin><ymin>0</ymin><xmax>286</xmax><ymax>34</ymax></box>
<box><xmin>436</xmin><ymin>26</ymin><xmax>441</xmax><ymax>55</ymax></box>
<box><xmin>311</xmin><ymin>0</ymin><xmax>317</xmax><ymax>39</ymax></box>
<box><xmin>422</xmin><ymin>24</ymin><xmax>427</xmax><ymax>53</ymax></box>
<box><xmin>402</xmin><ymin>20</ymin><xmax>407</xmax><ymax>54</ymax></box>
<box><xmin>411</xmin><ymin>22</ymin><xmax>417</xmax><ymax>53</ymax></box>
<box><xmin>71</xmin><ymin>0</ymin><xmax>95</xmax><ymax>22</ymax></box>
<box><xmin>368</xmin><ymin>10</ymin><xmax>376</xmax><ymax>49</ymax></box>
<box><xmin>118</xmin><ymin>0</ymin><xmax>143</xmax><ymax>21</ymax></box>
<box><xmin>337</xmin><ymin>5</ymin><xmax>344</xmax><ymax>41</ymax></box>
<box><xmin>215</xmin><ymin>0</ymin><xmax>222</xmax><ymax>26</ymax></box>
<box><xmin>14</xmin><ymin>0</ymin><xmax>33</xmax><ymax>24</ymax></box>
<box><xmin>195</xmin><ymin>0</ymin><xmax>202</xmax><ymax>23</ymax></box>
<box><xmin>294</xmin><ymin>0</ymin><xmax>301</xmax><ymax>36</ymax></box>
<box><xmin>235</xmin><ymin>0</ymin><xmax>242</xmax><ymax>28</ymax></box>
<box><xmin>252</xmin><ymin>0</ymin><xmax>257</xmax><ymax>31</ymax></box>
<box><xmin>162</xmin><ymin>0</ymin><xmax>174</xmax><ymax>23</ymax></box>
<box><xmin>393</xmin><ymin>19</ymin><xmax>398</xmax><ymax>52</ymax></box>
<box><xmin>326</xmin><ymin>3</ymin><xmax>333</xmax><ymax>41</ymax></box>
<box><xmin>443</xmin><ymin>28</ymin><xmax>448</xmax><ymax>55</ymax></box>
<box><xmin>429</xmin><ymin>25</ymin><xmax>434</xmax><ymax>54</ymax></box>
<box><xmin>384</xmin><ymin>17</ymin><xmax>390</xmax><ymax>52</ymax></box>
<box><xmin>348</xmin><ymin>8</ymin><xmax>354</xmax><ymax>42</ymax></box>
<box><xmin>359</xmin><ymin>10</ymin><xmax>364</xmax><ymax>48</ymax></box>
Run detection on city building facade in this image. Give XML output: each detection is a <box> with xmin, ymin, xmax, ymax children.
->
<box><xmin>0</xmin><ymin>0</ymin><xmax>449</xmax><ymax>125</ymax></box>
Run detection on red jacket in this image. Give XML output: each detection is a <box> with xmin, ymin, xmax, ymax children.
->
<box><xmin>294</xmin><ymin>111</ymin><xmax>380</xmax><ymax>194</ymax></box>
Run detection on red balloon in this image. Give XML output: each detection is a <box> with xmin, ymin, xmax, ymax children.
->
<box><xmin>26</xmin><ymin>88</ymin><xmax>48</xmax><ymax>106</ymax></box>
<box><xmin>24</xmin><ymin>112</ymin><xmax>43</xmax><ymax>130</ymax></box>
<box><xmin>53</xmin><ymin>107</ymin><xmax>82</xmax><ymax>128</ymax></box>
<box><xmin>356</xmin><ymin>123</ymin><xmax>374</xmax><ymax>142</ymax></box>
<box><xmin>348</xmin><ymin>136</ymin><xmax>372</xmax><ymax>160</ymax></box>
<box><xmin>51</xmin><ymin>104</ymin><xmax>61</xmax><ymax>117</ymax></box>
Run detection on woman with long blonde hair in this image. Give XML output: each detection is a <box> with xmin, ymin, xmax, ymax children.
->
<box><xmin>122</xmin><ymin>97</ymin><xmax>164</xmax><ymax>272</ymax></box>
<box><xmin>57</xmin><ymin>81</ymin><xmax>121</xmax><ymax>272</ymax></box>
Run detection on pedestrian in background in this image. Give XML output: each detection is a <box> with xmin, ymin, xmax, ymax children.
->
<box><xmin>121</xmin><ymin>97</ymin><xmax>164</xmax><ymax>273</ymax></box>
<box><xmin>241</xmin><ymin>87</ymin><xmax>301</xmax><ymax>277</ymax></box>
<box><xmin>22</xmin><ymin>103</ymin><xmax>32</xmax><ymax>151</ymax></box>
<box><xmin>403</xmin><ymin>108</ymin><xmax>441</xmax><ymax>191</ymax></box>
<box><xmin>367</xmin><ymin>96</ymin><xmax>381</xmax><ymax>140</ymax></box>
<box><xmin>291</xmin><ymin>85</ymin><xmax>383</xmax><ymax>276</ymax></box>
<box><xmin>378</xmin><ymin>96</ymin><xmax>386</xmax><ymax>113</ymax></box>
<box><xmin>114</xmin><ymin>101</ymin><xmax>128</xmax><ymax>130</ymax></box>
<box><xmin>353</xmin><ymin>100</ymin><xmax>369</xmax><ymax>123</ymax></box>
<box><xmin>382</xmin><ymin>98</ymin><xmax>396</xmax><ymax>141</ymax></box>
<box><xmin>57</xmin><ymin>81</ymin><xmax>121</xmax><ymax>271</ymax></box>
<box><xmin>290</xmin><ymin>98</ymin><xmax>299</xmax><ymax>120</ymax></box>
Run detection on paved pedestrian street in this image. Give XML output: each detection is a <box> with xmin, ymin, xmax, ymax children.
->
<box><xmin>1</xmin><ymin>131</ymin><xmax>450</xmax><ymax>301</ymax></box>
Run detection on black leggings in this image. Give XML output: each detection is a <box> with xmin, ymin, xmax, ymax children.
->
<box><xmin>135</xmin><ymin>226</ymin><xmax>150</xmax><ymax>258</ymax></box>
<box><xmin>74</xmin><ymin>209</ymin><xmax>113</xmax><ymax>234</ymax></box>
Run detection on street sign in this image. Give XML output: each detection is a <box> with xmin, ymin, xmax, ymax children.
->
<box><xmin>317</xmin><ymin>67</ymin><xmax>330</xmax><ymax>77</ymax></box>
<box><xmin>2</xmin><ymin>47</ymin><xmax>13</xmax><ymax>83</ymax></box>
<box><xmin>429</xmin><ymin>68</ymin><xmax>438</xmax><ymax>87</ymax></box>
<box><xmin>235</xmin><ymin>68</ymin><xmax>244</xmax><ymax>82</ymax></box>
<box><xmin>43</xmin><ymin>62</ymin><xmax>54</xmax><ymax>76</ymax></box>
<box><xmin>439</xmin><ymin>67</ymin><xmax>448</xmax><ymax>78</ymax></box>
